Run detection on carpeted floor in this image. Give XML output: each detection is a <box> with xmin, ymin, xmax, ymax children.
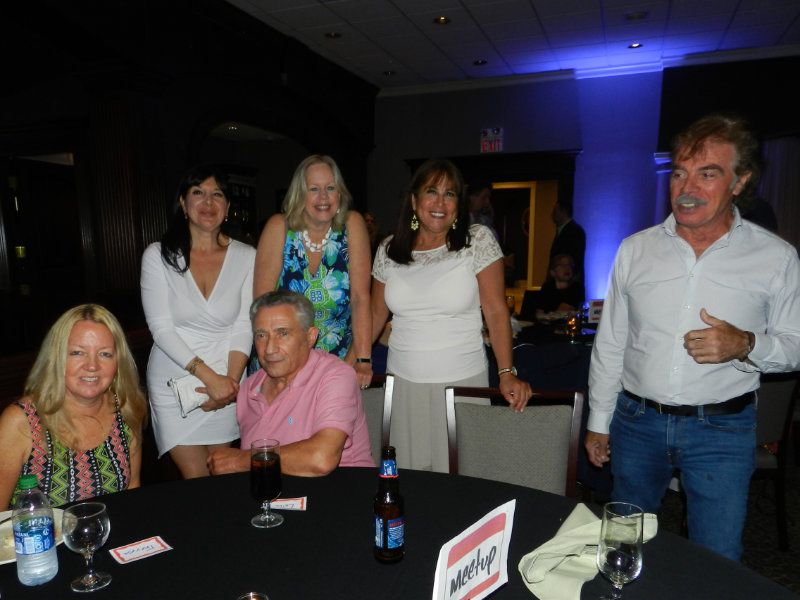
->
<box><xmin>652</xmin><ymin>465</ymin><xmax>800</xmax><ymax>595</ymax></box>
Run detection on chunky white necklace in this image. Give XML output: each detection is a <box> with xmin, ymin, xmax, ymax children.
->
<box><xmin>301</xmin><ymin>227</ymin><xmax>331</xmax><ymax>253</ymax></box>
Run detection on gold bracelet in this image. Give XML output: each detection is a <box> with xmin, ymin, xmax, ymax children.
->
<box><xmin>186</xmin><ymin>356</ymin><xmax>204</xmax><ymax>375</ymax></box>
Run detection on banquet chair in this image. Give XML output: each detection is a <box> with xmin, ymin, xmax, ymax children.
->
<box><xmin>752</xmin><ymin>372</ymin><xmax>799</xmax><ymax>552</ymax></box>
<box><xmin>361</xmin><ymin>374</ymin><xmax>394</xmax><ymax>460</ymax></box>
<box><xmin>445</xmin><ymin>386</ymin><xmax>584</xmax><ymax>498</ymax></box>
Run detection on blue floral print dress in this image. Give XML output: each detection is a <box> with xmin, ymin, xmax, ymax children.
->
<box><xmin>279</xmin><ymin>228</ymin><xmax>351</xmax><ymax>358</ymax></box>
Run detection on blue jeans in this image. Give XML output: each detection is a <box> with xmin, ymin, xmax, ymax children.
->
<box><xmin>609</xmin><ymin>391</ymin><xmax>756</xmax><ymax>561</ymax></box>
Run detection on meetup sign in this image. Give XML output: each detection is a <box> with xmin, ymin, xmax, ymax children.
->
<box><xmin>480</xmin><ymin>127</ymin><xmax>504</xmax><ymax>153</ymax></box>
<box><xmin>432</xmin><ymin>500</ymin><xmax>516</xmax><ymax>600</ymax></box>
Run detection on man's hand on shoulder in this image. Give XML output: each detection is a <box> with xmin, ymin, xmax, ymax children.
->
<box><xmin>683</xmin><ymin>308</ymin><xmax>752</xmax><ymax>364</ymax></box>
<box><xmin>207</xmin><ymin>447</ymin><xmax>249</xmax><ymax>475</ymax></box>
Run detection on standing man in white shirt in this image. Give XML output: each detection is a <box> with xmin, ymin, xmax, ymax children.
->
<box><xmin>584</xmin><ymin>114</ymin><xmax>800</xmax><ymax>561</ymax></box>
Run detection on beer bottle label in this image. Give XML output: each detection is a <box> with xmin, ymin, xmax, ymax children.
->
<box><xmin>387</xmin><ymin>517</ymin><xmax>404</xmax><ymax>548</ymax></box>
<box><xmin>374</xmin><ymin>516</ymin><xmax>404</xmax><ymax>549</ymax></box>
<box><xmin>380</xmin><ymin>459</ymin><xmax>397</xmax><ymax>477</ymax></box>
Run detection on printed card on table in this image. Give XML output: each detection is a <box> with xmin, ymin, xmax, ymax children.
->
<box><xmin>588</xmin><ymin>300</ymin><xmax>604</xmax><ymax>324</ymax></box>
<box><xmin>110</xmin><ymin>536</ymin><xmax>172</xmax><ymax>564</ymax></box>
<box><xmin>432</xmin><ymin>499</ymin><xmax>516</xmax><ymax>600</ymax></box>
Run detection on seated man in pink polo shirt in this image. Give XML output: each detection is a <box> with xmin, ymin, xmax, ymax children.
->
<box><xmin>207</xmin><ymin>290</ymin><xmax>374</xmax><ymax>476</ymax></box>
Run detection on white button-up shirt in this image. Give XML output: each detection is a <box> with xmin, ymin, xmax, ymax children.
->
<box><xmin>588</xmin><ymin>208</ymin><xmax>800</xmax><ymax>434</ymax></box>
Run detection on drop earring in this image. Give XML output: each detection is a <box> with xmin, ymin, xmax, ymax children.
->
<box><xmin>410</xmin><ymin>213</ymin><xmax>419</xmax><ymax>231</ymax></box>
<box><xmin>452</xmin><ymin>218</ymin><xmax>458</xmax><ymax>230</ymax></box>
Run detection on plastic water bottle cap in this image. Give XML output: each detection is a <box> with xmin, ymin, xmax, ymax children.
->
<box><xmin>18</xmin><ymin>474</ymin><xmax>38</xmax><ymax>490</ymax></box>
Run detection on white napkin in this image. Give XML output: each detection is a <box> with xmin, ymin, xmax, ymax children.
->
<box><xmin>518</xmin><ymin>503</ymin><xmax>658</xmax><ymax>600</ymax></box>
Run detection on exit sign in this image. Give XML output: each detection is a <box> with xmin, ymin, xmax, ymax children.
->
<box><xmin>480</xmin><ymin>127</ymin><xmax>504</xmax><ymax>153</ymax></box>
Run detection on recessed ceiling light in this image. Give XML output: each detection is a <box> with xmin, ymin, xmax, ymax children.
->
<box><xmin>433</xmin><ymin>16</ymin><xmax>450</xmax><ymax>25</ymax></box>
<box><xmin>628</xmin><ymin>42</ymin><xmax>642</xmax><ymax>49</ymax></box>
<box><xmin>473</xmin><ymin>59</ymin><xmax>488</xmax><ymax>66</ymax></box>
<box><xmin>226</xmin><ymin>124</ymin><xmax>238</xmax><ymax>132</ymax></box>
<box><xmin>325</xmin><ymin>32</ymin><xmax>342</xmax><ymax>39</ymax></box>
<box><xmin>383</xmin><ymin>70</ymin><xmax>396</xmax><ymax>76</ymax></box>
<box><xmin>624</xmin><ymin>10</ymin><xmax>649</xmax><ymax>21</ymax></box>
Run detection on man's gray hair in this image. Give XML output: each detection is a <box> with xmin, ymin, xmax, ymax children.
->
<box><xmin>250</xmin><ymin>290</ymin><xmax>315</xmax><ymax>330</ymax></box>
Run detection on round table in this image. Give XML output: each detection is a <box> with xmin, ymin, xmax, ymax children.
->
<box><xmin>1</xmin><ymin>468</ymin><xmax>796</xmax><ymax>599</ymax></box>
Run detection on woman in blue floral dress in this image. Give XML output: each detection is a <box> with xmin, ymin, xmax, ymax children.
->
<box><xmin>254</xmin><ymin>155</ymin><xmax>373</xmax><ymax>388</ymax></box>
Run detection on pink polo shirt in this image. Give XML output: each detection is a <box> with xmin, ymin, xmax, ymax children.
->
<box><xmin>237</xmin><ymin>349</ymin><xmax>375</xmax><ymax>468</ymax></box>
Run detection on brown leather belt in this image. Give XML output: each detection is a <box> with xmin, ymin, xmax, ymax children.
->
<box><xmin>622</xmin><ymin>389</ymin><xmax>755</xmax><ymax>416</ymax></box>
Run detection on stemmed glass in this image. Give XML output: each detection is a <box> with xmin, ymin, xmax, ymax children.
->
<box><xmin>62</xmin><ymin>502</ymin><xmax>112</xmax><ymax>593</ymax></box>
<box><xmin>250</xmin><ymin>438</ymin><xmax>284</xmax><ymax>529</ymax></box>
<box><xmin>596</xmin><ymin>502</ymin><xmax>643</xmax><ymax>599</ymax></box>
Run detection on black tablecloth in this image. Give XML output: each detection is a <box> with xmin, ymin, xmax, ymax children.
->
<box><xmin>1</xmin><ymin>468</ymin><xmax>796</xmax><ymax>599</ymax></box>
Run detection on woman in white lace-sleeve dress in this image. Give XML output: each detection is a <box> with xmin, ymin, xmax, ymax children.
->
<box><xmin>141</xmin><ymin>165</ymin><xmax>255</xmax><ymax>478</ymax></box>
<box><xmin>370</xmin><ymin>159</ymin><xmax>532</xmax><ymax>472</ymax></box>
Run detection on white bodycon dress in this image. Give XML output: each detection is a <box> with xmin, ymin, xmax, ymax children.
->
<box><xmin>141</xmin><ymin>240</ymin><xmax>255</xmax><ymax>456</ymax></box>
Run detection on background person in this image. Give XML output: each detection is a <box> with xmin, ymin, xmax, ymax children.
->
<box><xmin>0</xmin><ymin>304</ymin><xmax>147</xmax><ymax>509</ymax></box>
<box><xmin>536</xmin><ymin>253</ymin><xmax>585</xmax><ymax>315</ymax></box>
<box><xmin>207</xmin><ymin>291</ymin><xmax>374</xmax><ymax>476</ymax></box>
<box><xmin>141</xmin><ymin>165</ymin><xmax>256</xmax><ymax>479</ymax></box>
<box><xmin>254</xmin><ymin>155</ymin><xmax>372</xmax><ymax>389</ymax></box>
<box><xmin>585</xmin><ymin>114</ymin><xmax>800</xmax><ymax>561</ymax></box>
<box><xmin>371</xmin><ymin>159</ymin><xmax>532</xmax><ymax>473</ymax></box>
<box><xmin>549</xmin><ymin>199</ymin><xmax>586</xmax><ymax>283</ymax></box>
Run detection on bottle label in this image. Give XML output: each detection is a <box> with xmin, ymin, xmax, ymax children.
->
<box><xmin>374</xmin><ymin>516</ymin><xmax>404</xmax><ymax>549</ymax></box>
<box><xmin>14</xmin><ymin>517</ymin><xmax>55</xmax><ymax>555</ymax></box>
<box><xmin>380</xmin><ymin>459</ymin><xmax>397</xmax><ymax>478</ymax></box>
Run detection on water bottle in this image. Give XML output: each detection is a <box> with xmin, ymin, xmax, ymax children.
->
<box><xmin>12</xmin><ymin>474</ymin><xmax>58</xmax><ymax>586</ymax></box>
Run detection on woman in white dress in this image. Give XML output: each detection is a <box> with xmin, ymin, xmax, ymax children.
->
<box><xmin>370</xmin><ymin>159</ymin><xmax>532</xmax><ymax>472</ymax></box>
<box><xmin>141</xmin><ymin>165</ymin><xmax>255</xmax><ymax>478</ymax></box>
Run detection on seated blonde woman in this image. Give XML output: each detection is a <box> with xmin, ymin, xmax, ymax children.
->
<box><xmin>0</xmin><ymin>304</ymin><xmax>147</xmax><ymax>509</ymax></box>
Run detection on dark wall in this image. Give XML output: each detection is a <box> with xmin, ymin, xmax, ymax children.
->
<box><xmin>0</xmin><ymin>0</ymin><xmax>376</xmax><ymax>352</ymax></box>
<box><xmin>658</xmin><ymin>56</ymin><xmax>800</xmax><ymax>149</ymax></box>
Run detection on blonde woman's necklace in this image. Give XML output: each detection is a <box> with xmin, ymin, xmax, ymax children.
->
<box><xmin>302</xmin><ymin>227</ymin><xmax>331</xmax><ymax>253</ymax></box>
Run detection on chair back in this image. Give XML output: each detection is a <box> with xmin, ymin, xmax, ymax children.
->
<box><xmin>445</xmin><ymin>386</ymin><xmax>584</xmax><ymax>497</ymax></box>
<box><xmin>361</xmin><ymin>374</ymin><xmax>394</xmax><ymax>460</ymax></box>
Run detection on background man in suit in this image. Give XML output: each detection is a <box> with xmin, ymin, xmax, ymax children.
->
<box><xmin>549</xmin><ymin>200</ymin><xmax>586</xmax><ymax>282</ymax></box>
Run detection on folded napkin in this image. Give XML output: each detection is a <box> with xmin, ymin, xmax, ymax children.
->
<box><xmin>518</xmin><ymin>503</ymin><xmax>658</xmax><ymax>600</ymax></box>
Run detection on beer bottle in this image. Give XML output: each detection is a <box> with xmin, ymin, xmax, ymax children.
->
<box><xmin>373</xmin><ymin>446</ymin><xmax>404</xmax><ymax>563</ymax></box>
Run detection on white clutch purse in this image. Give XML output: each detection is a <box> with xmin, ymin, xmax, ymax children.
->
<box><xmin>168</xmin><ymin>361</ymin><xmax>227</xmax><ymax>418</ymax></box>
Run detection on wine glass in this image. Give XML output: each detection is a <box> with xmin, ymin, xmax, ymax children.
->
<box><xmin>567</xmin><ymin>311</ymin><xmax>582</xmax><ymax>343</ymax></box>
<box><xmin>62</xmin><ymin>502</ymin><xmax>112</xmax><ymax>592</ymax></box>
<box><xmin>250</xmin><ymin>438</ymin><xmax>284</xmax><ymax>528</ymax></box>
<box><xmin>596</xmin><ymin>502</ymin><xmax>643</xmax><ymax>599</ymax></box>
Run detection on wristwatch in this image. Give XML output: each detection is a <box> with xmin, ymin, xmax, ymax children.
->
<box><xmin>498</xmin><ymin>366</ymin><xmax>517</xmax><ymax>377</ymax></box>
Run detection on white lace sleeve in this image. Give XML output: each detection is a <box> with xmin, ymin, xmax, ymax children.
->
<box><xmin>372</xmin><ymin>236</ymin><xmax>393</xmax><ymax>283</ymax></box>
<box><xmin>469</xmin><ymin>225</ymin><xmax>503</xmax><ymax>273</ymax></box>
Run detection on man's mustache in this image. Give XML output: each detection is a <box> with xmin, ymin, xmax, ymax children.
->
<box><xmin>675</xmin><ymin>194</ymin><xmax>707</xmax><ymax>207</ymax></box>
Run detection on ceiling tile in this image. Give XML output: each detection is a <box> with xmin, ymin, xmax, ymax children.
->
<box><xmin>667</xmin><ymin>15</ymin><xmax>734</xmax><ymax>35</ymax></box>
<box><xmin>548</xmin><ymin>28</ymin><xmax>606</xmax><ymax>47</ymax></box>
<box><xmin>323</xmin><ymin>0</ymin><xmax>402</xmax><ymax>23</ymax></box>
<box><xmin>541</xmin><ymin>12</ymin><xmax>604</xmax><ymax>32</ymax></box>
<box><xmin>493</xmin><ymin>36</ymin><xmax>550</xmax><ymax>54</ymax></box>
<box><xmin>268</xmin><ymin>5</ymin><xmax>341</xmax><ymax>29</ymax></box>
<box><xmin>482</xmin><ymin>19</ymin><xmax>547</xmax><ymax>40</ymax></box>
<box><xmin>662</xmin><ymin>31</ymin><xmax>725</xmax><ymax>50</ymax></box>
<box><xmin>466</xmin><ymin>1</ymin><xmax>537</xmax><ymax>24</ymax></box>
<box><xmin>503</xmin><ymin>48</ymin><xmax>559</xmax><ymax>65</ymax></box>
<box><xmin>532</xmin><ymin>0</ymin><xmax>601</xmax><ymax>18</ymax></box>
<box><xmin>510</xmin><ymin>60</ymin><xmax>562</xmax><ymax>74</ymax></box>
<box><xmin>355</xmin><ymin>17</ymin><xmax>418</xmax><ymax>38</ymax></box>
<box><xmin>721</xmin><ymin>24</ymin><xmax>789</xmax><ymax>48</ymax></box>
